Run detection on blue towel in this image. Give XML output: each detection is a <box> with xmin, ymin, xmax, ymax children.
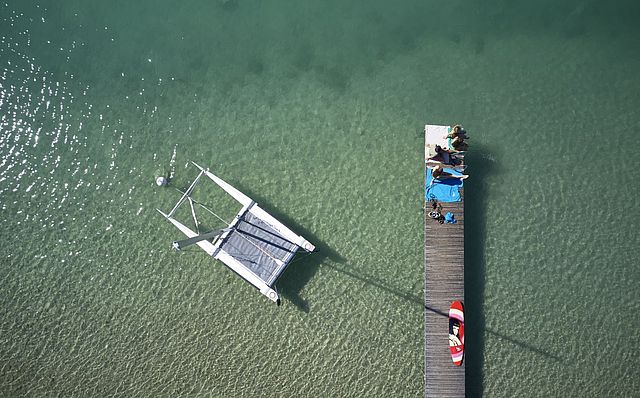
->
<box><xmin>425</xmin><ymin>168</ymin><xmax>463</xmax><ymax>203</ymax></box>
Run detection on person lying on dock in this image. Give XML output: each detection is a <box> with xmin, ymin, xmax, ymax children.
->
<box><xmin>431</xmin><ymin>165</ymin><xmax>468</xmax><ymax>181</ymax></box>
<box><xmin>428</xmin><ymin>145</ymin><xmax>463</xmax><ymax>166</ymax></box>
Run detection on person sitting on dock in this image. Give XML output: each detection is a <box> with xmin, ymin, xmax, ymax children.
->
<box><xmin>431</xmin><ymin>165</ymin><xmax>468</xmax><ymax>181</ymax></box>
<box><xmin>451</xmin><ymin>135</ymin><xmax>468</xmax><ymax>151</ymax></box>
<box><xmin>446</xmin><ymin>125</ymin><xmax>469</xmax><ymax>140</ymax></box>
<box><xmin>428</xmin><ymin>145</ymin><xmax>462</xmax><ymax>166</ymax></box>
<box><xmin>446</xmin><ymin>125</ymin><xmax>469</xmax><ymax>151</ymax></box>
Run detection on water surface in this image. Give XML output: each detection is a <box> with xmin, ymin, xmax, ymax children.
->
<box><xmin>1</xmin><ymin>1</ymin><xmax>639</xmax><ymax>396</ymax></box>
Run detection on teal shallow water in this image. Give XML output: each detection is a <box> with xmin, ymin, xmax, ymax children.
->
<box><xmin>1</xmin><ymin>1</ymin><xmax>639</xmax><ymax>397</ymax></box>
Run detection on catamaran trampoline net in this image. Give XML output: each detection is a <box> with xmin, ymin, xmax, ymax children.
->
<box><xmin>218</xmin><ymin>211</ymin><xmax>299</xmax><ymax>286</ymax></box>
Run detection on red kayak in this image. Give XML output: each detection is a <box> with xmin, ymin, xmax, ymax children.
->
<box><xmin>448</xmin><ymin>300</ymin><xmax>465</xmax><ymax>366</ymax></box>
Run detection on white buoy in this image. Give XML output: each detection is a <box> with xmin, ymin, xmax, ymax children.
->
<box><xmin>155</xmin><ymin>176</ymin><xmax>167</xmax><ymax>187</ymax></box>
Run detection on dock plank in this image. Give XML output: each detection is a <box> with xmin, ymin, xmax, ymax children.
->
<box><xmin>424</xmin><ymin>190</ymin><xmax>465</xmax><ymax>398</ymax></box>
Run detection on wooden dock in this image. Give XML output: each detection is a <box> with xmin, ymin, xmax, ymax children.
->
<box><xmin>424</xmin><ymin>195</ymin><xmax>465</xmax><ymax>397</ymax></box>
<box><xmin>423</xmin><ymin>124</ymin><xmax>465</xmax><ymax>397</ymax></box>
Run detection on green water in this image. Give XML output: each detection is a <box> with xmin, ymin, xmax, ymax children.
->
<box><xmin>1</xmin><ymin>1</ymin><xmax>639</xmax><ymax>397</ymax></box>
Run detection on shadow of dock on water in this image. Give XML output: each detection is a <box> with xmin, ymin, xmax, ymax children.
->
<box><xmin>463</xmin><ymin>145</ymin><xmax>493</xmax><ymax>397</ymax></box>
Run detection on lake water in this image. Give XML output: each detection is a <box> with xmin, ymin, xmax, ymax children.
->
<box><xmin>1</xmin><ymin>1</ymin><xmax>639</xmax><ymax>396</ymax></box>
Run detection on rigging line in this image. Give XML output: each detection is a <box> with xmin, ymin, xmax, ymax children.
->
<box><xmin>169</xmin><ymin>170</ymin><xmax>204</xmax><ymax>217</ymax></box>
<box><xmin>187</xmin><ymin>197</ymin><xmax>282</xmax><ymax>264</ymax></box>
<box><xmin>187</xmin><ymin>197</ymin><xmax>199</xmax><ymax>234</ymax></box>
<box><xmin>232</xmin><ymin>227</ymin><xmax>284</xmax><ymax>266</ymax></box>
<box><xmin>234</xmin><ymin>225</ymin><xmax>296</xmax><ymax>253</ymax></box>
<box><xmin>186</xmin><ymin>198</ymin><xmax>297</xmax><ymax>266</ymax></box>
<box><xmin>240</xmin><ymin>217</ymin><xmax>300</xmax><ymax>248</ymax></box>
<box><xmin>287</xmin><ymin>250</ymin><xmax>315</xmax><ymax>265</ymax></box>
<box><xmin>190</xmin><ymin>199</ymin><xmax>309</xmax><ymax>256</ymax></box>
<box><xmin>172</xmin><ymin>187</ymin><xmax>229</xmax><ymax>225</ymax></box>
<box><xmin>220</xmin><ymin>230</ymin><xmax>285</xmax><ymax>265</ymax></box>
<box><xmin>191</xmin><ymin>199</ymin><xmax>229</xmax><ymax>225</ymax></box>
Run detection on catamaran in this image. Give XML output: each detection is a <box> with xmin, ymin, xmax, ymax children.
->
<box><xmin>157</xmin><ymin>162</ymin><xmax>315</xmax><ymax>305</ymax></box>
